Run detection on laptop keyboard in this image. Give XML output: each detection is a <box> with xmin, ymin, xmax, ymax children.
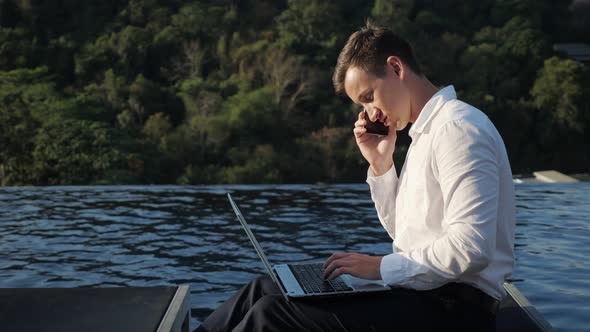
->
<box><xmin>288</xmin><ymin>263</ymin><xmax>353</xmax><ymax>294</ymax></box>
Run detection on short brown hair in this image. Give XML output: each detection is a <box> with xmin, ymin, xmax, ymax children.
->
<box><xmin>332</xmin><ymin>21</ymin><xmax>423</xmax><ymax>95</ymax></box>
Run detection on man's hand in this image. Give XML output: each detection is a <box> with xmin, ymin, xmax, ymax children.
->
<box><xmin>353</xmin><ymin>110</ymin><xmax>397</xmax><ymax>176</ymax></box>
<box><xmin>322</xmin><ymin>252</ymin><xmax>383</xmax><ymax>280</ymax></box>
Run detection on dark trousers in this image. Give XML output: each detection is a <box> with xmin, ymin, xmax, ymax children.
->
<box><xmin>195</xmin><ymin>275</ymin><xmax>496</xmax><ymax>332</ymax></box>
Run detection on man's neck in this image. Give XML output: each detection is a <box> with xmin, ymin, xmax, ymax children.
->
<box><xmin>408</xmin><ymin>76</ymin><xmax>439</xmax><ymax>124</ymax></box>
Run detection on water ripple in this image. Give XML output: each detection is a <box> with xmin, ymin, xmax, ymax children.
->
<box><xmin>0</xmin><ymin>183</ymin><xmax>589</xmax><ymax>331</ymax></box>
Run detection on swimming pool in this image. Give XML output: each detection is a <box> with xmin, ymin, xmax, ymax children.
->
<box><xmin>0</xmin><ymin>183</ymin><xmax>588</xmax><ymax>331</ymax></box>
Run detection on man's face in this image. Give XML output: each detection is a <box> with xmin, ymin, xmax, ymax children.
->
<box><xmin>343</xmin><ymin>60</ymin><xmax>411</xmax><ymax>131</ymax></box>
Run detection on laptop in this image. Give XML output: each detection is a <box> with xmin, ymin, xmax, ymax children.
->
<box><xmin>227</xmin><ymin>192</ymin><xmax>392</xmax><ymax>301</ymax></box>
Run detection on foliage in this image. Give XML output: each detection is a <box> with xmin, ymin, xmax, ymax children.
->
<box><xmin>0</xmin><ymin>0</ymin><xmax>588</xmax><ymax>185</ymax></box>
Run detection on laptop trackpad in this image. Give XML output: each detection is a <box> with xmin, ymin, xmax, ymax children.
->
<box><xmin>341</xmin><ymin>274</ymin><xmax>390</xmax><ymax>290</ymax></box>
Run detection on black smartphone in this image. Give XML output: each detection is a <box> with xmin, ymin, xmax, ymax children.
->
<box><xmin>364</xmin><ymin>110</ymin><xmax>389</xmax><ymax>136</ymax></box>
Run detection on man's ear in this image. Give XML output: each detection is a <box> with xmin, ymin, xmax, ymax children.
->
<box><xmin>386</xmin><ymin>56</ymin><xmax>402</xmax><ymax>77</ymax></box>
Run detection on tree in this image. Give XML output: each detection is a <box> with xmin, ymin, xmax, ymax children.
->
<box><xmin>531</xmin><ymin>56</ymin><xmax>590</xmax><ymax>133</ymax></box>
<box><xmin>258</xmin><ymin>48</ymin><xmax>315</xmax><ymax>113</ymax></box>
<box><xmin>1</xmin><ymin>0</ymin><xmax>589</xmax><ymax>185</ymax></box>
<box><xmin>32</xmin><ymin>119</ymin><xmax>134</xmax><ymax>185</ymax></box>
<box><xmin>276</xmin><ymin>0</ymin><xmax>351</xmax><ymax>66</ymax></box>
<box><xmin>221</xmin><ymin>144</ymin><xmax>282</xmax><ymax>184</ymax></box>
<box><xmin>0</xmin><ymin>106</ymin><xmax>38</xmax><ymax>185</ymax></box>
<box><xmin>143</xmin><ymin>112</ymin><xmax>172</xmax><ymax>145</ymax></box>
<box><xmin>528</xmin><ymin>56</ymin><xmax>590</xmax><ymax>172</ymax></box>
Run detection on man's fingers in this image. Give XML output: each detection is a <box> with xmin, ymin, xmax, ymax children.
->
<box><xmin>327</xmin><ymin>266</ymin><xmax>350</xmax><ymax>280</ymax></box>
<box><xmin>323</xmin><ymin>252</ymin><xmax>351</xmax><ymax>269</ymax></box>
<box><xmin>322</xmin><ymin>256</ymin><xmax>355</xmax><ymax>279</ymax></box>
<box><xmin>323</xmin><ymin>252</ymin><xmax>345</xmax><ymax>269</ymax></box>
<box><xmin>354</xmin><ymin>119</ymin><xmax>367</xmax><ymax>128</ymax></box>
<box><xmin>322</xmin><ymin>260</ymin><xmax>343</xmax><ymax>279</ymax></box>
<box><xmin>353</xmin><ymin>127</ymin><xmax>366</xmax><ymax>138</ymax></box>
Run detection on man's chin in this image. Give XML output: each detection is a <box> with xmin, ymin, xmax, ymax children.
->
<box><xmin>394</xmin><ymin>120</ymin><xmax>407</xmax><ymax>131</ymax></box>
<box><xmin>384</xmin><ymin>118</ymin><xmax>407</xmax><ymax>131</ymax></box>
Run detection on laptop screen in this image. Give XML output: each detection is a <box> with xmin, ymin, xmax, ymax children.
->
<box><xmin>226</xmin><ymin>193</ymin><xmax>279</xmax><ymax>284</ymax></box>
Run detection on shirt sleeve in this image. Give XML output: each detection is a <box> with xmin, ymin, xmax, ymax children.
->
<box><xmin>365</xmin><ymin>162</ymin><xmax>399</xmax><ymax>240</ymax></box>
<box><xmin>379</xmin><ymin>119</ymin><xmax>500</xmax><ymax>289</ymax></box>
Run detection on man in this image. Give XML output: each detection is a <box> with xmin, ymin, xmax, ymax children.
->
<box><xmin>195</xmin><ymin>22</ymin><xmax>515</xmax><ymax>332</ymax></box>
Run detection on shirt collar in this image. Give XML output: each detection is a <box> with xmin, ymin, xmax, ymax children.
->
<box><xmin>408</xmin><ymin>85</ymin><xmax>456</xmax><ymax>137</ymax></box>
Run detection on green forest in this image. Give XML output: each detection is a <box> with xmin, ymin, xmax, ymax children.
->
<box><xmin>1</xmin><ymin>0</ymin><xmax>589</xmax><ymax>186</ymax></box>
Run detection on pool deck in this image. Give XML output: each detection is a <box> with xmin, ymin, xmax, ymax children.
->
<box><xmin>0</xmin><ymin>285</ymin><xmax>191</xmax><ymax>332</ymax></box>
<box><xmin>498</xmin><ymin>283</ymin><xmax>553</xmax><ymax>331</ymax></box>
<box><xmin>514</xmin><ymin>170</ymin><xmax>581</xmax><ymax>183</ymax></box>
<box><xmin>532</xmin><ymin>170</ymin><xmax>580</xmax><ymax>183</ymax></box>
<box><xmin>0</xmin><ymin>282</ymin><xmax>550</xmax><ymax>331</ymax></box>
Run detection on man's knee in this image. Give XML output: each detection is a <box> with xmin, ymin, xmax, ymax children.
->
<box><xmin>232</xmin><ymin>295</ymin><xmax>287</xmax><ymax>331</ymax></box>
<box><xmin>251</xmin><ymin>294</ymin><xmax>284</xmax><ymax>314</ymax></box>
<box><xmin>250</xmin><ymin>275</ymin><xmax>278</xmax><ymax>294</ymax></box>
<box><xmin>251</xmin><ymin>275</ymin><xmax>272</xmax><ymax>285</ymax></box>
<box><xmin>254</xmin><ymin>274</ymin><xmax>274</xmax><ymax>284</ymax></box>
<box><xmin>247</xmin><ymin>294</ymin><xmax>289</xmax><ymax>324</ymax></box>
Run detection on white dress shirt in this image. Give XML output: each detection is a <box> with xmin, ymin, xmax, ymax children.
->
<box><xmin>366</xmin><ymin>85</ymin><xmax>515</xmax><ymax>301</ymax></box>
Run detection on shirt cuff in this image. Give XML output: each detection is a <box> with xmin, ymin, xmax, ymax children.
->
<box><xmin>379</xmin><ymin>252</ymin><xmax>407</xmax><ymax>285</ymax></box>
<box><xmin>366</xmin><ymin>163</ymin><xmax>398</xmax><ymax>185</ymax></box>
<box><xmin>379</xmin><ymin>252</ymin><xmax>430</xmax><ymax>286</ymax></box>
<box><xmin>365</xmin><ymin>163</ymin><xmax>399</xmax><ymax>199</ymax></box>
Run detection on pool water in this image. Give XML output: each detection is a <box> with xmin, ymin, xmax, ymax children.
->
<box><xmin>0</xmin><ymin>183</ymin><xmax>588</xmax><ymax>331</ymax></box>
